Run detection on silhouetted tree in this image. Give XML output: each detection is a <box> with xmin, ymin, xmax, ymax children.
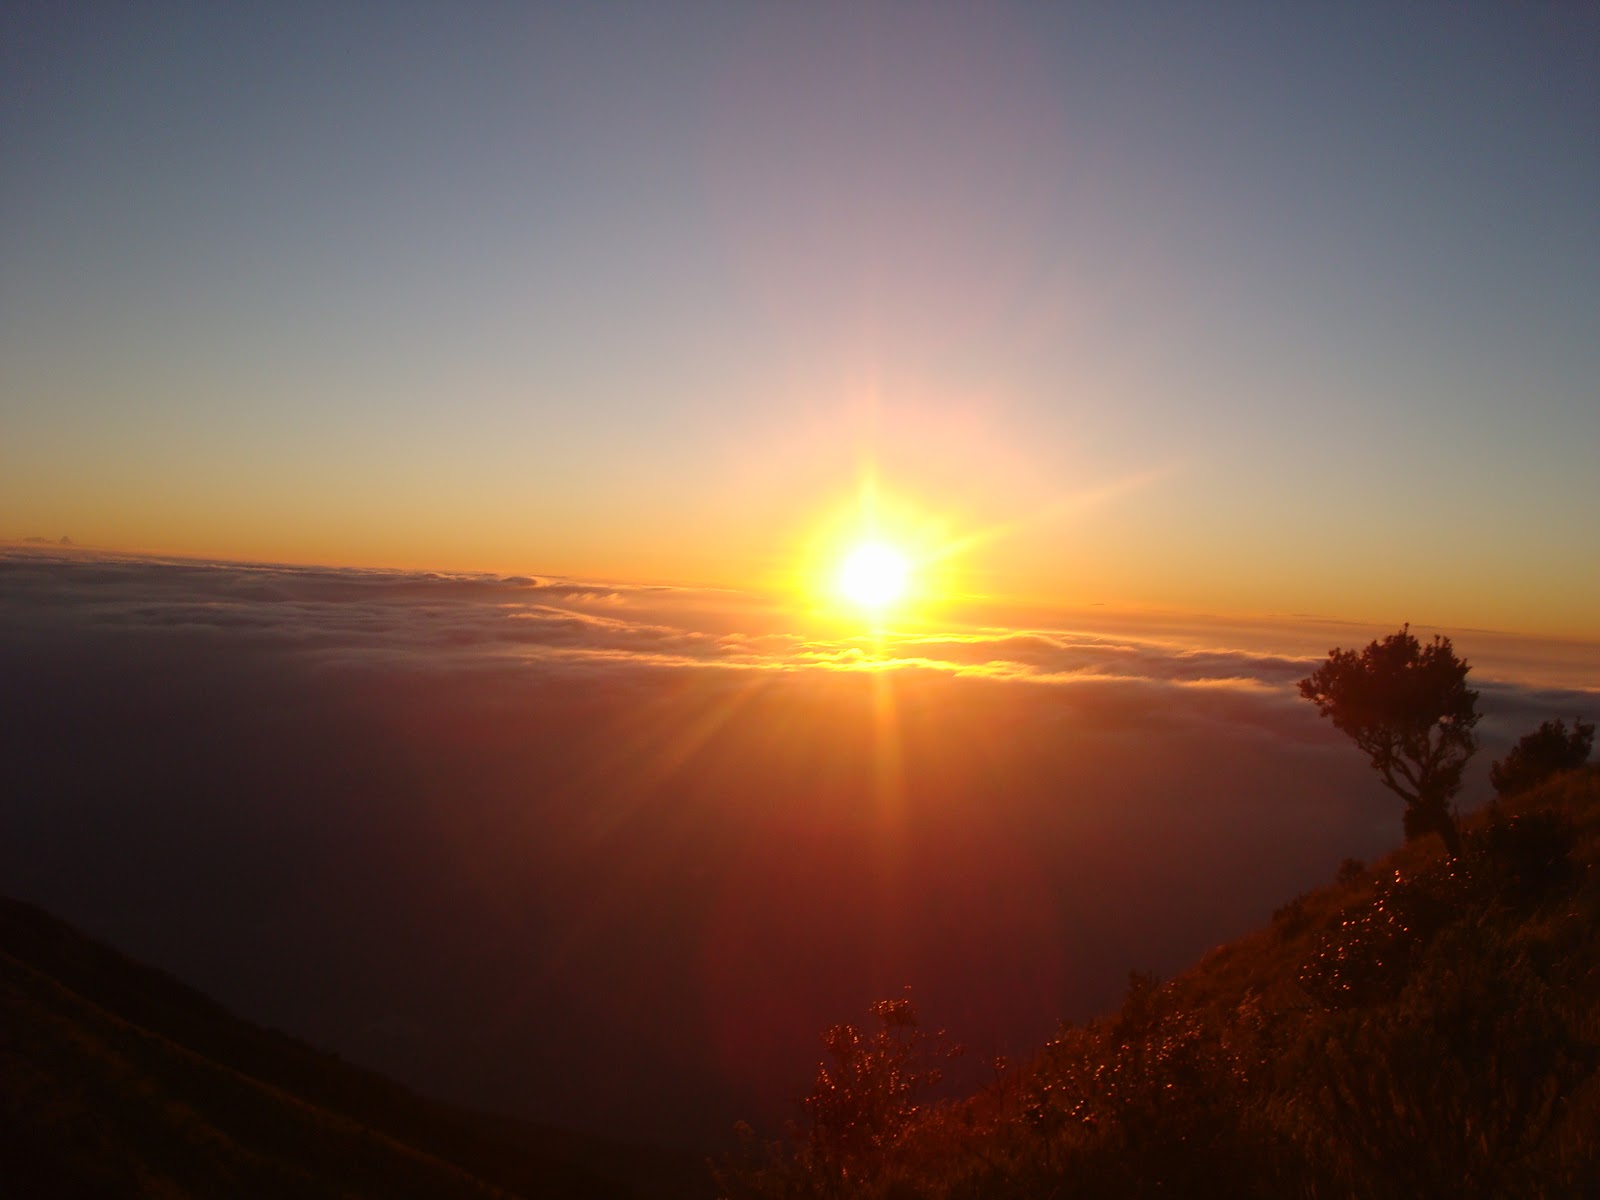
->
<box><xmin>801</xmin><ymin>994</ymin><xmax>959</xmax><ymax>1180</ymax></box>
<box><xmin>1491</xmin><ymin>719</ymin><xmax>1594</xmax><ymax>798</ymax></box>
<box><xmin>1299</xmin><ymin>626</ymin><xmax>1479</xmax><ymax>857</ymax></box>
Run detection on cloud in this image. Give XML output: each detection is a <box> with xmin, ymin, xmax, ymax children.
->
<box><xmin>6</xmin><ymin>546</ymin><xmax>1592</xmax><ymax>693</ymax></box>
<box><xmin>1</xmin><ymin>545</ymin><xmax>1595</xmax><ymax>1145</ymax></box>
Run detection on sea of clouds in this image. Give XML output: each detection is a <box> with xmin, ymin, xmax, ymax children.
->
<box><xmin>2</xmin><ymin>546</ymin><xmax>1594</xmax><ymax>1144</ymax></box>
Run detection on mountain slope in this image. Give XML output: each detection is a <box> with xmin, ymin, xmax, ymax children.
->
<box><xmin>720</xmin><ymin>766</ymin><xmax>1600</xmax><ymax>1199</ymax></box>
<box><xmin>0</xmin><ymin>894</ymin><xmax>710</xmax><ymax>1199</ymax></box>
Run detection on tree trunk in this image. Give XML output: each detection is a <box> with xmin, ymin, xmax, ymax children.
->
<box><xmin>1404</xmin><ymin>795</ymin><xmax>1463</xmax><ymax>858</ymax></box>
<box><xmin>1436</xmin><ymin>814</ymin><xmax>1463</xmax><ymax>859</ymax></box>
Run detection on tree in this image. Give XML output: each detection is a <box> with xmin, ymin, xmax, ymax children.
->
<box><xmin>715</xmin><ymin>995</ymin><xmax>961</xmax><ymax>1198</ymax></box>
<box><xmin>1490</xmin><ymin>719</ymin><xmax>1594</xmax><ymax>797</ymax></box>
<box><xmin>801</xmin><ymin>995</ymin><xmax>957</xmax><ymax>1177</ymax></box>
<box><xmin>1299</xmin><ymin>625</ymin><xmax>1480</xmax><ymax>857</ymax></box>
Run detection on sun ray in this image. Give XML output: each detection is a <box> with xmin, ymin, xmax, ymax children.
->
<box><xmin>934</xmin><ymin>464</ymin><xmax>1179</xmax><ymax>562</ymax></box>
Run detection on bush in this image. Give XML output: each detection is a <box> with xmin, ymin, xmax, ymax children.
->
<box><xmin>1491</xmin><ymin>720</ymin><xmax>1594</xmax><ymax>798</ymax></box>
<box><xmin>1300</xmin><ymin>804</ymin><xmax>1580</xmax><ymax>1013</ymax></box>
<box><xmin>1466</xmin><ymin>808</ymin><xmax>1577</xmax><ymax>904</ymax></box>
<box><xmin>1019</xmin><ymin>976</ymin><xmax>1285</xmax><ymax>1198</ymax></box>
<box><xmin>1300</xmin><ymin>864</ymin><xmax>1471</xmax><ymax>1010</ymax></box>
<box><xmin>716</xmin><ymin>994</ymin><xmax>962</xmax><ymax>1199</ymax></box>
<box><xmin>1292</xmin><ymin>935</ymin><xmax>1593</xmax><ymax>1199</ymax></box>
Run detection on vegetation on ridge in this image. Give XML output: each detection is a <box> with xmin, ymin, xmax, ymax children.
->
<box><xmin>719</xmin><ymin>762</ymin><xmax>1600</xmax><ymax>1199</ymax></box>
<box><xmin>1494</xmin><ymin>719</ymin><xmax>1596</xmax><ymax>799</ymax></box>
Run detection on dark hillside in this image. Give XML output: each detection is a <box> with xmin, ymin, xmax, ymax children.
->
<box><xmin>0</xmin><ymin>895</ymin><xmax>710</xmax><ymax>1199</ymax></box>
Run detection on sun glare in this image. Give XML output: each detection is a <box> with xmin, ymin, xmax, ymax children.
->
<box><xmin>836</xmin><ymin>542</ymin><xmax>911</xmax><ymax>613</ymax></box>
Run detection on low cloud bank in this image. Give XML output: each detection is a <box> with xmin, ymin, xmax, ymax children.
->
<box><xmin>1</xmin><ymin>548</ymin><xmax>1593</xmax><ymax>1144</ymax></box>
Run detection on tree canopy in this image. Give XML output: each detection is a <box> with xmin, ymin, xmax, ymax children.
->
<box><xmin>1299</xmin><ymin>626</ymin><xmax>1480</xmax><ymax>856</ymax></box>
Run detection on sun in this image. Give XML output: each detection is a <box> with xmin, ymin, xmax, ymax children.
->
<box><xmin>836</xmin><ymin>541</ymin><xmax>911</xmax><ymax>613</ymax></box>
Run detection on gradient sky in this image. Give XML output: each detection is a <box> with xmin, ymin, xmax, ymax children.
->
<box><xmin>3</xmin><ymin>2</ymin><xmax>1597</xmax><ymax>635</ymax></box>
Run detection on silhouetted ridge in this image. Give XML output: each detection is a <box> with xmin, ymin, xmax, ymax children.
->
<box><xmin>0</xmin><ymin>895</ymin><xmax>709</xmax><ymax>1199</ymax></box>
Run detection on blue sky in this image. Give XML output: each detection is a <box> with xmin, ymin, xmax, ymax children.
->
<box><xmin>3</xmin><ymin>2</ymin><xmax>1597</xmax><ymax>633</ymax></box>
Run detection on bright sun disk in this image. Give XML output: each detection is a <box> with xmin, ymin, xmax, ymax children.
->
<box><xmin>836</xmin><ymin>542</ymin><xmax>911</xmax><ymax>612</ymax></box>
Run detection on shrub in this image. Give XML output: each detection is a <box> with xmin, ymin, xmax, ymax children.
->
<box><xmin>1292</xmin><ymin>935</ymin><xmax>1593</xmax><ymax>1199</ymax></box>
<box><xmin>1467</xmin><ymin>808</ymin><xmax>1577</xmax><ymax>904</ymax></box>
<box><xmin>1019</xmin><ymin>976</ymin><xmax>1286</xmax><ymax>1198</ymax></box>
<box><xmin>716</xmin><ymin>994</ymin><xmax>962</xmax><ymax>1199</ymax></box>
<box><xmin>1300</xmin><ymin>864</ymin><xmax>1470</xmax><ymax>1010</ymax></box>
<box><xmin>1491</xmin><ymin>719</ymin><xmax>1594</xmax><ymax>798</ymax></box>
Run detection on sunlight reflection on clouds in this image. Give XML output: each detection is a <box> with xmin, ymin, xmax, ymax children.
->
<box><xmin>5</xmin><ymin>544</ymin><xmax>1593</xmax><ymax>703</ymax></box>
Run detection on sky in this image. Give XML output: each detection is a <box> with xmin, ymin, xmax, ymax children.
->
<box><xmin>3</xmin><ymin>3</ymin><xmax>1598</xmax><ymax>1152</ymax></box>
<box><xmin>2</xmin><ymin>2</ymin><xmax>1597</xmax><ymax>636</ymax></box>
